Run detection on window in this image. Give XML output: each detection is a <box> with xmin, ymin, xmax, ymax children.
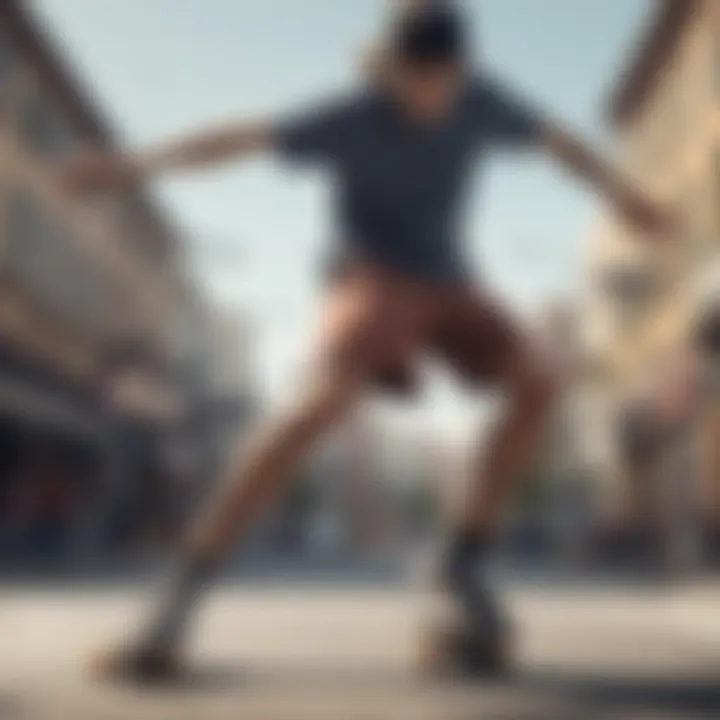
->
<box><xmin>21</xmin><ymin>89</ymin><xmax>80</xmax><ymax>159</ymax></box>
<box><xmin>5</xmin><ymin>187</ymin><xmax>119</xmax><ymax>333</ymax></box>
<box><xmin>678</xmin><ymin>175</ymin><xmax>715</xmax><ymax>263</ymax></box>
<box><xmin>600</xmin><ymin>265</ymin><xmax>659</xmax><ymax>304</ymax></box>
<box><xmin>109</xmin><ymin>193</ymin><xmax>172</xmax><ymax>266</ymax></box>
<box><xmin>599</xmin><ymin>264</ymin><xmax>662</xmax><ymax>337</ymax></box>
<box><xmin>0</xmin><ymin>25</ymin><xmax>18</xmax><ymax>116</ymax></box>
<box><xmin>90</xmin><ymin>192</ymin><xmax>150</xmax><ymax>256</ymax></box>
<box><xmin>0</xmin><ymin>26</ymin><xmax>14</xmax><ymax>77</ymax></box>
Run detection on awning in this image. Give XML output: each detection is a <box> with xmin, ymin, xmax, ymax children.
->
<box><xmin>105</xmin><ymin>372</ymin><xmax>184</xmax><ymax>425</ymax></box>
<box><xmin>0</xmin><ymin>375</ymin><xmax>107</xmax><ymax>442</ymax></box>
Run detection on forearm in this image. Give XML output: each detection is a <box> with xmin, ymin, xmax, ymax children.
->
<box><xmin>129</xmin><ymin>121</ymin><xmax>275</xmax><ymax>178</ymax></box>
<box><xmin>540</xmin><ymin>125</ymin><xmax>636</xmax><ymax>205</ymax></box>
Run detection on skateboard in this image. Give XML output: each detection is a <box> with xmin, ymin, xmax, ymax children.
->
<box><xmin>89</xmin><ymin>644</ymin><xmax>186</xmax><ymax>685</ymax></box>
<box><xmin>417</xmin><ymin>582</ymin><xmax>513</xmax><ymax>679</ymax></box>
<box><xmin>419</xmin><ymin>614</ymin><xmax>512</xmax><ymax>678</ymax></box>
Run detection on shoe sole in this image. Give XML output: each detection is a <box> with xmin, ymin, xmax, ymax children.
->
<box><xmin>417</xmin><ymin>624</ymin><xmax>513</xmax><ymax>680</ymax></box>
<box><xmin>88</xmin><ymin>648</ymin><xmax>185</xmax><ymax>686</ymax></box>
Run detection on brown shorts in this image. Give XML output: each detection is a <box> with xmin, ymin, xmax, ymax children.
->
<box><xmin>315</xmin><ymin>263</ymin><xmax>526</xmax><ymax>395</ymax></box>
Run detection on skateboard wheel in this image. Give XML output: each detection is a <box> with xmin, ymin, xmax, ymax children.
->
<box><xmin>418</xmin><ymin>623</ymin><xmax>511</xmax><ymax>678</ymax></box>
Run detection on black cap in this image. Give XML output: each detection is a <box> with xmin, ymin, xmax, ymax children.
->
<box><xmin>392</xmin><ymin>2</ymin><xmax>468</xmax><ymax>67</ymax></box>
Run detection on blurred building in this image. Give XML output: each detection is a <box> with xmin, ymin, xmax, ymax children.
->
<box><xmin>524</xmin><ymin>303</ymin><xmax>602</xmax><ymax>554</ymax></box>
<box><xmin>580</xmin><ymin>0</ymin><xmax>719</xmax><ymax>529</ymax></box>
<box><xmin>256</xmin><ymin>412</ymin><xmax>436</xmax><ymax>564</ymax></box>
<box><xmin>0</xmin><ymin>2</ymin><xmax>224</xmax><ymax>565</ymax></box>
<box><xmin>302</xmin><ymin>414</ymin><xmax>384</xmax><ymax>559</ymax></box>
<box><xmin>188</xmin><ymin>304</ymin><xmax>255</xmax><ymax>479</ymax></box>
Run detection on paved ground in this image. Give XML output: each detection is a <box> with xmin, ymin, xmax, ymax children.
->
<box><xmin>1</xmin><ymin>578</ymin><xmax>720</xmax><ymax>719</ymax></box>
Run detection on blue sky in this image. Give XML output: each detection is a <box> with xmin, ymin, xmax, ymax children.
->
<box><xmin>31</xmin><ymin>0</ymin><xmax>653</xmax><ymax>434</ymax></box>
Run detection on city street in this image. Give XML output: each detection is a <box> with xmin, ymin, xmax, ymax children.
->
<box><xmin>1</xmin><ymin>578</ymin><xmax>720</xmax><ymax>719</ymax></box>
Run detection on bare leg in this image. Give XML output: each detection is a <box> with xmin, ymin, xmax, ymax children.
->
<box><xmin>462</xmin><ymin>360</ymin><xmax>559</xmax><ymax>534</ymax></box>
<box><xmin>432</xmin><ymin>357</ymin><xmax>559</xmax><ymax>676</ymax></box>
<box><xmin>190</xmin><ymin>369</ymin><xmax>362</xmax><ymax>560</ymax></box>
<box><xmin>107</xmin><ymin>367</ymin><xmax>364</xmax><ymax>672</ymax></box>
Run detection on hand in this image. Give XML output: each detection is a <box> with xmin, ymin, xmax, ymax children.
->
<box><xmin>58</xmin><ymin>151</ymin><xmax>139</xmax><ymax>194</ymax></box>
<box><xmin>618</xmin><ymin>191</ymin><xmax>677</xmax><ymax>237</ymax></box>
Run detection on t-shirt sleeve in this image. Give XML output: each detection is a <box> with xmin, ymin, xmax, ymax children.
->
<box><xmin>274</xmin><ymin>95</ymin><xmax>361</xmax><ymax>165</ymax></box>
<box><xmin>471</xmin><ymin>77</ymin><xmax>543</xmax><ymax>147</ymax></box>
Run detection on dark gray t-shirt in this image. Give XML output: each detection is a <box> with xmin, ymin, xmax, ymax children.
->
<box><xmin>276</xmin><ymin>76</ymin><xmax>542</xmax><ymax>283</ymax></box>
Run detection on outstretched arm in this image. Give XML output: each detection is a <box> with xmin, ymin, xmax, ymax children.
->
<box><xmin>133</xmin><ymin>121</ymin><xmax>273</xmax><ymax>175</ymax></box>
<box><xmin>538</xmin><ymin>122</ymin><xmax>672</xmax><ymax>235</ymax></box>
<box><xmin>61</xmin><ymin>90</ymin><xmax>360</xmax><ymax>194</ymax></box>
<box><xmin>60</xmin><ymin>120</ymin><xmax>275</xmax><ymax>192</ymax></box>
<box><xmin>478</xmin><ymin>77</ymin><xmax>674</xmax><ymax>236</ymax></box>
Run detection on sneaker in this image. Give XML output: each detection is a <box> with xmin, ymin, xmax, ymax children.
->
<box><xmin>89</xmin><ymin>642</ymin><xmax>185</xmax><ymax>685</ymax></box>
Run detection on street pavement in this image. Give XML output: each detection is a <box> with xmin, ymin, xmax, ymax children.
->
<box><xmin>1</xmin><ymin>577</ymin><xmax>720</xmax><ymax>719</ymax></box>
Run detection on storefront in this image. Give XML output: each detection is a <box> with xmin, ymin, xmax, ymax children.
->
<box><xmin>0</xmin><ymin>341</ymin><xmax>190</xmax><ymax>569</ymax></box>
<box><xmin>0</xmin><ymin>343</ymin><xmax>112</xmax><ymax>568</ymax></box>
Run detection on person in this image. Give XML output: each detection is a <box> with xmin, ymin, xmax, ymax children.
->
<box><xmin>690</xmin><ymin>263</ymin><xmax>720</xmax><ymax>564</ymax></box>
<box><xmin>609</xmin><ymin>355</ymin><xmax>699</xmax><ymax>570</ymax></box>
<box><xmin>61</xmin><ymin>1</ymin><xmax>671</xmax><ymax>680</ymax></box>
<box><xmin>606</xmin><ymin>265</ymin><xmax>720</xmax><ymax>573</ymax></box>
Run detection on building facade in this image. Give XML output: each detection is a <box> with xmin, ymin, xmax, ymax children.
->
<box><xmin>0</xmin><ymin>2</ymin><xmax>208</xmax><ymax>566</ymax></box>
<box><xmin>581</xmin><ymin>0</ymin><xmax>720</xmax><ymax>528</ymax></box>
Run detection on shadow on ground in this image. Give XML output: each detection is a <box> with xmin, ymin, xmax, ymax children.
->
<box><xmin>130</xmin><ymin>660</ymin><xmax>720</xmax><ymax>718</ymax></box>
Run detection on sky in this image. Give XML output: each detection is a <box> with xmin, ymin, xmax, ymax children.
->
<box><xmin>30</xmin><ymin>0</ymin><xmax>653</xmax><ymax>440</ymax></box>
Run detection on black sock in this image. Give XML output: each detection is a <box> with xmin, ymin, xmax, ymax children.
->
<box><xmin>445</xmin><ymin>530</ymin><xmax>507</xmax><ymax>632</ymax></box>
<box><xmin>445</xmin><ymin>529</ymin><xmax>491</xmax><ymax>589</ymax></box>
<box><xmin>136</xmin><ymin>553</ymin><xmax>218</xmax><ymax>654</ymax></box>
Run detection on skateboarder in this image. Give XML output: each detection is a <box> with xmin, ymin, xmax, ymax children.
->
<box><xmin>61</xmin><ymin>0</ymin><xmax>671</xmax><ymax>679</ymax></box>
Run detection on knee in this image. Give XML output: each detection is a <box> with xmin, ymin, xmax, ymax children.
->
<box><xmin>290</xmin><ymin>362</ymin><xmax>362</xmax><ymax>428</ymax></box>
<box><xmin>513</xmin><ymin>362</ymin><xmax>562</xmax><ymax>416</ymax></box>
